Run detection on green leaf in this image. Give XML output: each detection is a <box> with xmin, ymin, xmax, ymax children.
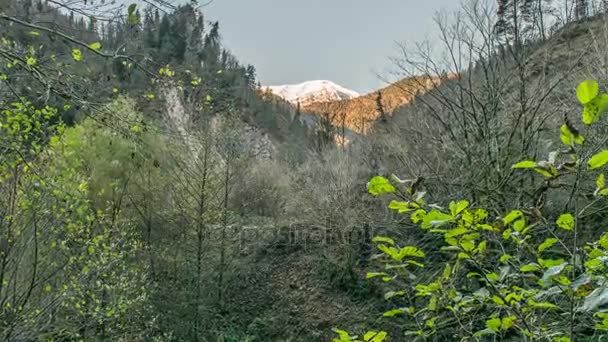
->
<box><xmin>130</xmin><ymin>125</ymin><xmax>141</xmax><ymax>132</ymax></box>
<box><xmin>512</xmin><ymin>160</ymin><xmax>536</xmax><ymax>169</ymax></box>
<box><xmin>486</xmin><ymin>272</ymin><xmax>499</xmax><ymax>283</ymax></box>
<box><xmin>556</xmin><ymin>213</ymin><xmax>574</xmax><ymax>230</ymax></box>
<box><xmin>72</xmin><ymin>49</ymin><xmax>82</xmax><ymax>61</ymax></box>
<box><xmin>384</xmin><ymin>291</ymin><xmax>406</xmax><ymax>300</ymax></box>
<box><xmin>128</xmin><ymin>3</ymin><xmax>137</xmax><ymax>15</ymax></box>
<box><xmin>501</xmin><ymin>316</ymin><xmax>517</xmax><ymax>331</ymax></box>
<box><xmin>449</xmin><ymin>200</ymin><xmax>469</xmax><ymax>216</ymax></box>
<box><xmin>527</xmin><ymin>299</ymin><xmax>558</xmax><ymax>309</ymax></box>
<box><xmin>539</xmin><ymin>258</ymin><xmax>565</xmax><ymax>268</ymax></box>
<box><xmin>445</xmin><ymin>227</ymin><xmax>469</xmax><ymax>238</ymax></box>
<box><xmin>533</xmin><ymin>166</ymin><xmax>558</xmax><ymax>178</ymax></box>
<box><xmin>581</xmin><ymin>95</ymin><xmax>608</xmax><ymax>125</ymax></box>
<box><xmin>372</xmin><ymin>236</ymin><xmax>395</xmax><ymax>245</ymax></box>
<box><xmin>441</xmin><ymin>264</ymin><xmax>452</xmax><ymax>278</ymax></box>
<box><xmin>492</xmin><ymin>295</ymin><xmax>505</xmax><ymax>305</ymax></box>
<box><xmin>363</xmin><ymin>331</ymin><xmax>387</xmax><ymax>342</ymax></box>
<box><xmin>370</xmin><ymin>331</ymin><xmax>387</xmax><ymax>342</ymax></box>
<box><xmin>457</xmin><ymin>252</ymin><xmax>470</xmax><ymax>260</ymax></box>
<box><xmin>473</xmin><ymin>328</ymin><xmax>495</xmax><ymax>337</ymax></box>
<box><xmin>486</xmin><ymin>317</ymin><xmax>501</xmax><ymax>332</ymax></box>
<box><xmin>368</xmin><ymin>176</ymin><xmax>396</xmax><ymax>196</ymax></box>
<box><xmin>89</xmin><ymin>42</ymin><xmax>102</xmax><ymax>50</ymax></box>
<box><xmin>467</xmin><ymin>272</ymin><xmax>482</xmax><ymax>279</ymax></box>
<box><xmin>377</xmin><ymin>244</ymin><xmax>400</xmax><ymax>260</ymax></box>
<box><xmin>588</xmin><ymin>150</ymin><xmax>608</xmax><ymax>170</ymax></box>
<box><xmin>520</xmin><ymin>263</ymin><xmax>541</xmax><ymax>272</ymax></box>
<box><xmin>421</xmin><ymin>209</ymin><xmax>452</xmax><ymax>229</ymax></box>
<box><xmin>363</xmin><ymin>331</ymin><xmax>377</xmax><ymax>341</ymax></box>
<box><xmin>538</xmin><ymin>238</ymin><xmax>558</xmax><ymax>252</ymax></box>
<box><xmin>475</xmin><ymin>240</ymin><xmax>487</xmax><ymax>254</ymax></box>
<box><xmin>410</xmin><ymin>209</ymin><xmax>426</xmax><ymax>223</ymax></box>
<box><xmin>598</xmin><ymin>174</ymin><xmax>605</xmax><ymax>189</ymax></box>
<box><xmin>30</xmin><ymin>31</ymin><xmax>40</xmax><ymax>36</ymax></box>
<box><xmin>503</xmin><ymin>210</ymin><xmax>523</xmax><ymax>225</ymax></box>
<box><xmin>128</xmin><ymin>14</ymin><xmax>138</xmax><ymax>25</ymax></box>
<box><xmin>366</xmin><ymin>272</ymin><xmax>389</xmax><ymax>279</ymax></box>
<box><xmin>406</xmin><ymin>260</ymin><xmax>425</xmax><ymax>268</ymax></box>
<box><xmin>26</xmin><ymin>56</ymin><xmax>36</xmax><ymax>66</ymax></box>
<box><xmin>388</xmin><ymin>200</ymin><xmax>411</xmax><ymax>213</ymax></box>
<box><xmin>499</xmin><ymin>254</ymin><xmax>513</xmax><ymax>263</ymax></box>
<box><xmin>560</xmin><ymin>123</ymin><xmax>584</xmax><ymax>146</ymax></box>
<box><xmin>383</xmin><ymin>308</ymin><xmax>407</xmax><ymax>317</ymax></box>
<box><xmin>513</xmin><ymin>218</ymin><xmax>526</xmax><ymax>232</ymax></box>
<box><xmin>332</xmin><ymin>329</ymin><xmax>352</xmax><ymax>342</ymax></box>
<box><xmin>43</xmin><ymin>284</ymin><xmax>52</xmax><ymax>293</ymax></box>
<box><xmin>553</xmin><ymin>337</ymin><xmax>571</xmax><ymax>342</ymax></box>
<box><xmin>398</xmin><ymin>246</ymin><xmax>425</xmax><ymax>259</ymax></box>
<box><xmin>577</xmin><ymin>80</ymin><xmax>599</xmax><ymax>105</ymax></box>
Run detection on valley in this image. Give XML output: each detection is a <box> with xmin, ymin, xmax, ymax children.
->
<box><xmin>1</xmin><ymin>0</ymin><xmax>608</xmax><ymax>341</ymax></box>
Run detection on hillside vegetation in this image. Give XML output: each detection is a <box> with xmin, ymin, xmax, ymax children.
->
<box><xmin>303</xmin><ymin>75</ymin><xmax>448</xmax><ymax>133</ymax></box>
<box><xmin>2</xmin><ymin>0</ymin><xmax>608</xmax><ymax>341</ymax></box>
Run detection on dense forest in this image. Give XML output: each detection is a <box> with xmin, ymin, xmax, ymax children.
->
<box><xmin>3</xmin><ymin>0</ymin><xmax>608</xmax><ymax>341</ymax></box>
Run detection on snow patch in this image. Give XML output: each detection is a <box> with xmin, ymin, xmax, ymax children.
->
<box><xmin>264</xmin><ymin>80</ymin><xmax>359</xmax><ymax>105</ymax></box>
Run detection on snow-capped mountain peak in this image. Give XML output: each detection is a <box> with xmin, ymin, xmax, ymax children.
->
<box><xmin>264</xmin><ymin>80</ymin><xmax>359</xmax><ymax>106</ymax></box>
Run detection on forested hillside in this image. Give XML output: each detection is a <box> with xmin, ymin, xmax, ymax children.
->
<box><xmin>3</xmin><ymin>0</ymin><xmax>608</xmax><ymax>341</ymax></box>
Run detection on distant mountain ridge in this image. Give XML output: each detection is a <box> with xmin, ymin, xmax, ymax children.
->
<box><xmin>302</xmin><ymin>75</ymin><xmax>453</xmax><ymax>133</ymax></box>
<box><xmin>263</xmin><ymin>80</ymin><xmax>359</xmax><ymax>106</ymax></box>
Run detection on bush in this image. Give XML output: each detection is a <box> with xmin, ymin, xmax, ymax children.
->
<box><xmin>230</xmin><ymin>159</ymin><xmax>291</xmax><ymax>218</ymax></box>
<box><xmin>333</xmin><ymin>81</ymin><xmax>608</xmax><ymax>342</ymax></box>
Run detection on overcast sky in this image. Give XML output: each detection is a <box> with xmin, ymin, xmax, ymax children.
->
<box><xmin>203</xmin><ymin>0</ymin><xmax>461</xmax><ymax>93</ymax></box>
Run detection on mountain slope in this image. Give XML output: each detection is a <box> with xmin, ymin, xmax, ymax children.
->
<box><xmin>302</xmin><ymin>75</ymin><xmax>450</xmax><ymax>133</ymax></box>
<box><xmin>264</xmin><ymin>80</ymin><xmax>359</xmax><ymax>106</ymax></box>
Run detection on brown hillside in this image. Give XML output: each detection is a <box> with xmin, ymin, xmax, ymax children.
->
<box><xmin>302</xmin><ymin>75</ymin><xmax>452</xmax><ymax>133</ymax></box>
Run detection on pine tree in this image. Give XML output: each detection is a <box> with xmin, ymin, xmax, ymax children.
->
<box><xmin>154</xmin><ymin>9</ymin><xmax>160</xmax><ymax>25</ymax></box>
<box><xmin>294</xmin><ymin>102</ymin><xmax>301</xmax><ymax>122</ymax></box>
<box><xmin>143</xmin><ymin>7</ymin><xmax>157</xmax><ymax>49</ymax></box>
<box><xmin>190</xmin><ymin>15</ymin><xmax>205</xmax><ymax>52</ymax></box>
<box><xmin>157</xmin><ymin>14</ymin><xmax>172</xmax><ymax>62</ymax></box>
<box><xmin>245</xmin><ymin>65</ymin><xmax>256</xmax><ymax>88</ymax></box>
<box><xmin>495</xmin><ymin>0</ymin><xmax>522</xmax><ymax>44</ymax></box>
<box><xmin>170</xmin><ymin>16</ymin><xmax>187</xmax><ymax>62</ymax></box>
<box><xmin>376</xmin><ymin>91</ymin><xmax>387</xmax><ymax>123</ymax></box>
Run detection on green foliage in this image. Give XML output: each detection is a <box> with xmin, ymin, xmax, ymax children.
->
<box><xmin>560</xmin><ymin>123</ymin><xmax>584</xmax><ymax>146</ymax></box>
<box><xmin>334</xmin><ymin>79</ymin><xmax>608</xmax><ymax>341</ymax></box>
<box><xmin>367</xmin><ymin>176</ymin><xmax>396</xmax><ymax>196</ymax></box>
<box><xmin>556</xmin><ymin>213</ymin><xmax>574</xmax><ymax>230</ymax></box>
<box><xmin>588</xmin><ymin>150</ymin><xmax>608</xmax><ymax>170</ymax></box>
<box><xmin>332</xmin><ymin>328</ymin><xmax>387</xmax><ymax>342</ymax></box>
<box><xmin>577</xmin><ymin>80</ymin><xmax>599</xmax><ymax>104</ymax></box>
<box><xmin>577</xmin><ymin>80</ymin><xmax>608</xmax><ymax>125</ymax></box>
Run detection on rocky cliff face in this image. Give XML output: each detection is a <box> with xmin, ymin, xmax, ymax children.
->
<box><xmin>164</xmin><ymin>87</ymin><xmax>276</xmax><ymax>160</ymax></box>
<box><xmin>241</xmin><ymin>124</ymin><xmax>276</xmax><ymax>159</ymax></box>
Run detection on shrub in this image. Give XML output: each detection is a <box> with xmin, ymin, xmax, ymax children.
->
<box><xmin>333</xmin><ymin>81</ymin><xmax>608</xmax><ymax>342</ymax></box>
